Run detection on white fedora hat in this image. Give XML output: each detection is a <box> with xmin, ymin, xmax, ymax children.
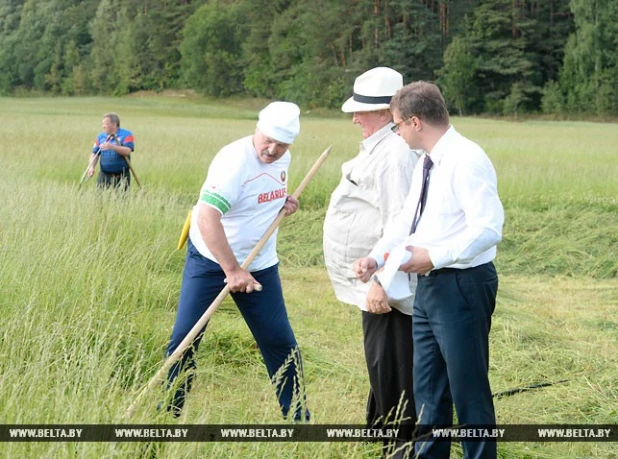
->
<box><xmin>341</xmin><ymin>67</ymin><xmax>404</xmax><ymax>113</ymax></box>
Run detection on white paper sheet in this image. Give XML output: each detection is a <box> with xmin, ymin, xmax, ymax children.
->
<box><xmin>380</xmin><ymin>245</ymin><xmax>413</xmax><ymax>300</ymax></box>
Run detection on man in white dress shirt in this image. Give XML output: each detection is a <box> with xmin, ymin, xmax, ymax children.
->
<box><xmin>354</xmin><ymin>81</ymin><xmax>504</xmax><ymax>459</ymax></box>
<box><xmin>323</xmin><ymin>67</ymin><xmax>422</xmax><ymax>455</ymax></box>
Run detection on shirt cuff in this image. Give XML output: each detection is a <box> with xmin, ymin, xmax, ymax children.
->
<box><xmin>428</xmin><ymin>247</ymin><xmax>453</xmax><ymax>270</ymax></box>
<box><xmin>367</xmin><ymin>249</ymin><xmax>386</xmax><ymax>269</ymax></box>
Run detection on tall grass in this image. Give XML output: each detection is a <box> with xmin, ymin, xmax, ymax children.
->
<box><xmin>1</xmin><ymin>96</ymin><xmax>617</xmax><ymax>458</ymax></box>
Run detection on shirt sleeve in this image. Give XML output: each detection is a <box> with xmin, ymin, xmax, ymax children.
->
<box><xmin>368</xmin><ymin>161</ymin><xmax>423</xmax><ymax>268</ymax></box>
<box><xmin>121</xmin><ymin>131</ymin><xmax>135</xmax><ymax>151</ymax></box>
<box><xmin>429</xmin><ymin>156</ymin><xmax>504</xmax><ymax>269</ymax></box>
<box><xmin>375</xmin><ymin>146</ymin><xmax>420</xmax><ymax>230</ymax></box>
<box><xmin>92</xmin><ymin>136</ymin><xmax>101</xmax><ymax>153</ymax></box>
<box><xmin>199</xmin><ymin>151</ymin><xmax>244</xmax><ymax>215</ymax></box>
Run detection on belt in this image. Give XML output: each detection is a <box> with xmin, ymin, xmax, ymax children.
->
<box><xmin>424</xmin><ymin>267</ymin><xmax>461</xmax><ymax>277</ymax></box>
<box><xmin>424</xmin><ymin>262</ymin><xmax>493</xmax><ymax>277</ymax></box>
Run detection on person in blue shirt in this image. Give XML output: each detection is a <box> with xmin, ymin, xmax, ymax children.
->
<box><xmin>88</xmin><ymin>113</ymin><xmax>135</xmax><ymax>190</ymax></box>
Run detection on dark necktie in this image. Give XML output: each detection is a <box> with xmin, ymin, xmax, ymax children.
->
<box><xmin>410</xmin><ymin>155</ymin><xmax>434</xmax><ymax>234</ymax></box>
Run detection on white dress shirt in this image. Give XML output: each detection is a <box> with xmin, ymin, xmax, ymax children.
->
<box><xmin>324</xmin><ymin>124</ymin><xmax>422</xmax><ymax>313</ymax></box>
<box><xmin>369</xmin><ymin>126</ymin><xmax>504</xmax><ymax>270</ymax></box>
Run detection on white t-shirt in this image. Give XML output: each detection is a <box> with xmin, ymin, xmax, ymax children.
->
<box><xmin>189</xmin><ymin>135</ymin><xmax>291</xmax><ymax>272</ymax></box>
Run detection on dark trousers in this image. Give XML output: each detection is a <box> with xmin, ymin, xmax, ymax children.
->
<box><xmin>97</xmin><ymin>169</ymin><xmax>130</xmax><ymax>191</ymax></box>
<box><xmin>164</xmin><ymin>240</ymin><xmax>309</xmax><ymax>420</ymax></box>
<box><xmin>413</xmin><ymin>262</ymin><xmax>498</xmax><ymax>459</ymax></box>
<box><xmin>363</xmin><ymin>308</ymin><xmax>416</xmax><ymax>456</ymax></box>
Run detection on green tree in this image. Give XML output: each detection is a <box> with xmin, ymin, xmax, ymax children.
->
<box><xmin>58</xmin><ymin>0</ymin><xmax>99</xmax><ymax>94</ymax></box>
<box><xmin>0</xmin><ymin>0</ymin><xmax>603</xmax><ymax>116</ymax></box>
<box><xmin>528</xmin><ymin>0</ymin><xmax>574</xmax><ymax>84</ymax></box>
<box><xmin>0</xmin><ymin>0</ymin><xmax>23</xmax><ymax>34</ymax></box>
<box><xmin>560</xmin><ymin>0</ymin><xmax>618</xmax><ymax>115</ymax></box>
<box><xmin>2</xmin><ymin>0</ymin><xmax>98</xmax><ymax>94</ymax></box>
<box><xmin>275</xmin><ymin>0</ymin><xmax>351</xmax><ymax>107</ymax></box>
<box><xmin>8</xmin><ymin>0</ymin><xmax>51</xmax><ymax>91</ymax></box>
<box><xmin>356</xmin><ymin>0</ymin><xmax>444</xmax><ymax>82</ymax></box>
<box><xmin>89</xmin><ymin>0</ymin><xmax>130</xmax><ymax>93</ymax></box>
<box><xmin>62</xmin><ymin>39</ymin><xmax>81</xmax><ymax>95</ymax></box>
<box><xmin>0</xmin><ymin>0</ymin><xmax>24</xmax><ymax>93</ymax></box>
<box><xmin>129</xmin><ymin>1</ymin><xmax>198</xmax><ymax>92</ymax></box>
<box><xmin>503</xmin><ymin>81</ymin><xmax>527</xmax><ymax>117</ymax></box>
<box><xmin>113</xmin><ymin>16</ymin><xmax>142</xmax><ymax>95</ymax></box>
<box><xmin>541</xmin><ymin>79</ymin><xmax>565</xmax><ymax>115</ymax></box>
<box><xmin>240</xmin><ymin>0</ymin><xmax>297</xmax><ymax>98</ymax></box>
<box><xmin>438</xmin><ymin>0</ymin><xmax>538</xmax><ymax>114</ymax></box>
<box><xmin>180</xmin><ymin>0</ymin><xmax>246</xmax><ymax>97</ymax></box>
<box><xmin>438</xmin><ymin>36</ymin><xmax>479</xmax><ymax>115</ymax></box>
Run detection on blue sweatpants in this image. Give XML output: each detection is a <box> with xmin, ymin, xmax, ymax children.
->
<box><xmin>165</xmin><ymin>240</ymin><xmax>309</xmax><ymax>420</ymax></box>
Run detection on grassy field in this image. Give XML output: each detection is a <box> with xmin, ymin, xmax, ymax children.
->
<box><xmin>0</xmin><ymin>95</ymin><xmax>617</xmax><ymax>459</ymax></box>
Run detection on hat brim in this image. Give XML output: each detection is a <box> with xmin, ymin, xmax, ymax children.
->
<box><xmin>341</xmin><ymin>96</ymin><xmax>391</xmax><ymax>113</ymax></box>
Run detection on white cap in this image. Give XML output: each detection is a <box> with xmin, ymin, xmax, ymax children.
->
<box><xmin>341</xmin><ymin>67</ymin><xmax>403</xmax><ymax>113</ymax></box>
<box><xmin>256</xmin><ymin>101</ymin><xmax>301</xmax><ymax>144</ymax></box>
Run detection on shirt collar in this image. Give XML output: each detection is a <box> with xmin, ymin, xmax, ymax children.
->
<box><xmin>360</xmin><ymin>123</ymin><xmax>394</xmax><ymax>153</ymax></box>
<box><xmin>427</xmin><ymin>125</ymin><xmax>456</xmax><ymax>166</ymax></box>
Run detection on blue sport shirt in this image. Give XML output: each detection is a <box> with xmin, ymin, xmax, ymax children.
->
<box><xmin>92</xmin><ymin>128</ymin><xmax>135</xmax><ymax>174</ymax></box>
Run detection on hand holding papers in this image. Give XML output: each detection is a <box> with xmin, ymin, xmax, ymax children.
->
<box><xmin>378</xmin><ymin>245</ymin><xmax>413</xmax><ymax>301</ymax></box>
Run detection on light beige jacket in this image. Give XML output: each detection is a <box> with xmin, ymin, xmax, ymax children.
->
<box><xmin>323</xmin><ymin>124</ymin><xmax>422</xmax><ymax>315</ymax></box>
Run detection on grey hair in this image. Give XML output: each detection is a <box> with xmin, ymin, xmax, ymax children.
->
<box><xmin>103</xmin><ymin>113</ymin><xmax>121</xmax><ymax>127</ymax></box>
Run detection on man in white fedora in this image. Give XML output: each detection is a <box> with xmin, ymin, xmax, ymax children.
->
<box><xmin>323</xmin><ymin>67</ymin><xmax>422</xmax><ymax>454</ymax></box>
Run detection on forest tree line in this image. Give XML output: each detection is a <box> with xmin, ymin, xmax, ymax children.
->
<box><xmin>0</xmin><ymin>0</ymin><xmax>617</xmax><ymax>116</ymax></box>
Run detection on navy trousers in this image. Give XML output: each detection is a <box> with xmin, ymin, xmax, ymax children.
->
<box><xmin>413</xmin><ymin>262</ymin><xmax>498</xmax><ymax>459</ymax></box>
<box><xmin>164</xmin><ymin>240</ymin><xmax>309</xmax><ymax>420</ymax></box>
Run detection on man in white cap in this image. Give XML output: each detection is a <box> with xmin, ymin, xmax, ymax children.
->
<box><xmin>163</xmin><ymin>102</ymin><xmax>309</xmax><ymax>421</ymax></box>
<box><xmin>323</xmin><ymin>67</ymin><xmax>422</xmax><ymax>453</ymax></box>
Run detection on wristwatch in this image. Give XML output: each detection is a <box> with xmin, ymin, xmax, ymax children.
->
<box><xmin>372</xmin><ymin>274</ymin><xmax>382</xmax><ymax>287</ymax></box>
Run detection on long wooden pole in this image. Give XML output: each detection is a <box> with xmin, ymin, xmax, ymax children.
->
<box><xmin>113</xmin><ymin>134</ymin><xmax>142</xmax><ymax>189</ymax></box>
<box><xmin>122</xmin><ymin>156</ymin><xmax>142</xmax><ymax>189</ymax></box>
<box><xmin>77</xmin><ymin>150</ymin><xmax>101</xmax><ymax>189</ymax></box>
<box><xmin>78</xmin><ymin>135</ymin><xmax>112</xmax><ymax>189</ymax></box>
<box><xmin>124</xmin><ymin>145</ymin><xmax>331</xmax><ymax>418</ymax></box>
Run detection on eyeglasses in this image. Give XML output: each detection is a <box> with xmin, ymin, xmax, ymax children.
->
<box><xmin>391</xmin><ymin>118</ymin><xmax>410</xmax><ymax>134</ymax></box>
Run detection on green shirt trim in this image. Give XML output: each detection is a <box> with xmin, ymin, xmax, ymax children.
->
<box><xmin>201</xmin><ymin>191</ymin><xmax>231</xmax><ymax>214</ymax></box>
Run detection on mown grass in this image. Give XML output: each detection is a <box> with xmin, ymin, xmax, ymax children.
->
<box><xmin>0</xmin><ymin>95</ymin><xmax>617</xmax><ymax>458</ymax></box>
